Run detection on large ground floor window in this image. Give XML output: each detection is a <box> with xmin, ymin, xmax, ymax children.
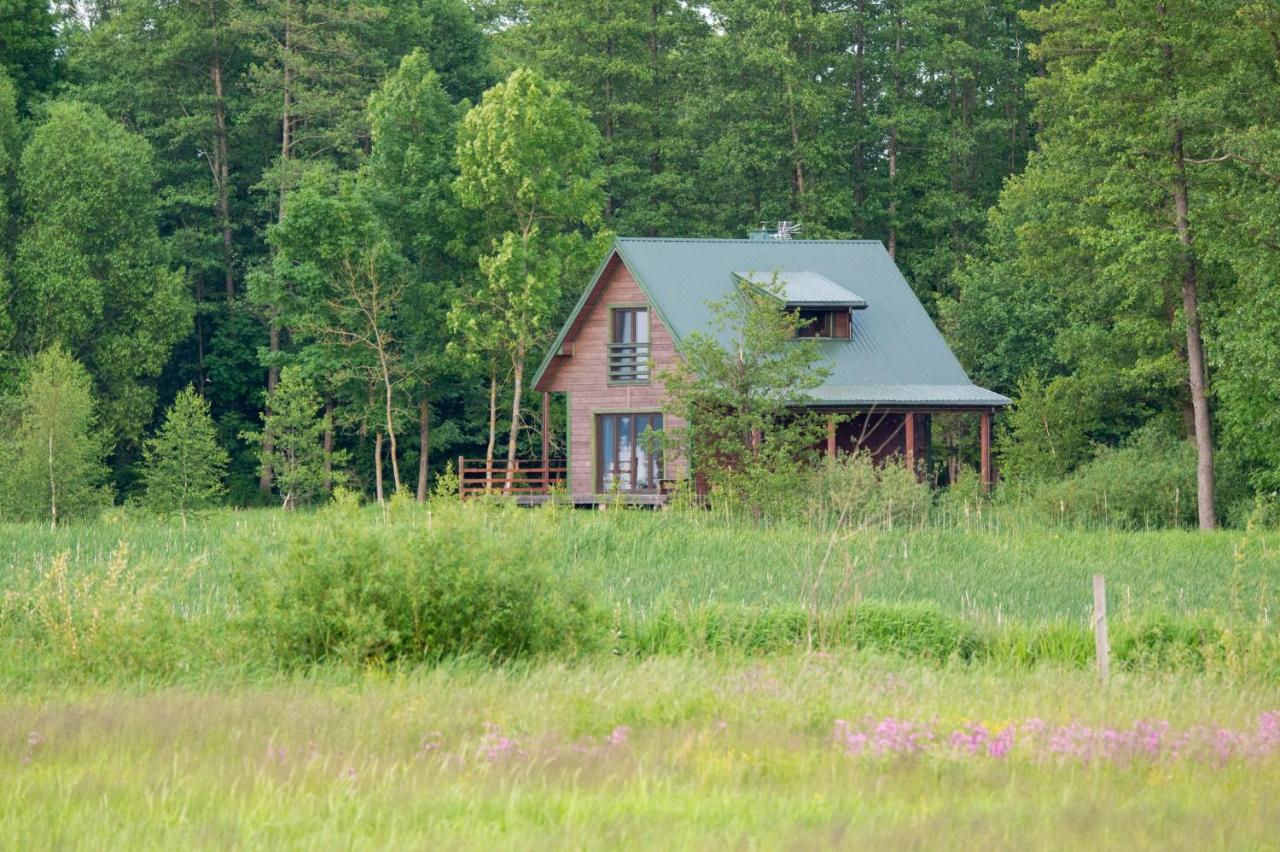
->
<box><xmin>596</xmin><ymin>412</ymin><xmax>663</xmax><ymax>493</ymax></box>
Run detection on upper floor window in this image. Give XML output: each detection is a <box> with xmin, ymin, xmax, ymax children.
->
<box><xmin>793</xmin><ymin>307</ymin><xmax>850</xmax><ymax>340</ymax></box>
<box><xmin>609</xmin><ymin>307</ymin><xmax>650</xmax><ymax>383</ymax></box>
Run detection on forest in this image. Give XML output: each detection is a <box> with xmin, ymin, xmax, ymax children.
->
<box><xmin>1</xmin><ymin>0</ymin><xmax>1279</xmax><ymax>527</ymax></box>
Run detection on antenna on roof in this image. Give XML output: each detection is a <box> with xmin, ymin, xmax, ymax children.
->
<box><xmin>775</xmin><ymin>221</ymin><xmax>801</xmax><ymax>240</ymax></box>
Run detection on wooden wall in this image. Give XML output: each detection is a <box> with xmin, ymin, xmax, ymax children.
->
<box><xmin>538</xmin><ymin>255</ymin><xmax>685</xmax><ymax>500</ymax></box>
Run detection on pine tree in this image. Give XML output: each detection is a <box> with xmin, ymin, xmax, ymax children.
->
<box><xmin>0</xmin><ymin>344</ymin><xmax>110</xmax><ymax>526</ymax></box>
<box><xmin>141</xmin><ymin>386</ymin><xmax>230</xmax><ymax>522</ymax></box>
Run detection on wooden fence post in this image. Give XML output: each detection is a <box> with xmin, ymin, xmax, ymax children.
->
<box><xmin>1093</xmin><ymin>573</ymin><xmax>1109</xmax><ymax>685</ymax></box>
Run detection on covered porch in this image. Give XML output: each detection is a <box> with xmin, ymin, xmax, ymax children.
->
<box><xmin>816</xmin><ymin>406</ymin><xmax>996</xmax><ymax>490</ymax></box>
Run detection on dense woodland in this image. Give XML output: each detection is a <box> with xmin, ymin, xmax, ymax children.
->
<box><xmin>0</xmin><ymin>0</ymin><xmax>1278</xmax><ymax>527</ymax></box>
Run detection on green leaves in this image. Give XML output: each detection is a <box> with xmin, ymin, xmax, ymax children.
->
<box><xmin>142</xmin><ymin>388</ymin><xmax>230</xmax><ymax>520</ymax></box>
<box><xmin>12</xmin><ymin>101</ymin><xmax>191</xmax><ymax>447</ymax></box>
<box><xmin>0</xmin><ymin>345</ymin><xmax>111</xmax><ymax>525</ymax></box>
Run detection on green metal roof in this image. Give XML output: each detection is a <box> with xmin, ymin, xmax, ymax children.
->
<box><xmin>534</xmin><ymin>237</ymin><xmax>1009</xmax><ymax>409</ymax></box>
<box><xmin>734</xmin><ymin>269</ymin><xmax>867</xmax><ymax>308</ymax></box>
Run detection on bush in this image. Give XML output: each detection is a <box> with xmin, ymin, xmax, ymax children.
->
<box><xmin>0</xmin><ymin>544</ymin><xmax>235</xmax><ymax>682</ymax></box>
<box><xmin>1028</xmin><ymin>427</ymin><xmax>1198</xmax><ymax>529</ymax></box>
<box><xmin>806</xmin><ymin>453</ymin><xmax>932</xmax><ymax>529</ymax></box>
<box><xmin>236</xmin><ymin>504</ymin><xmax>603</xmax><ymax>666</ymax></box>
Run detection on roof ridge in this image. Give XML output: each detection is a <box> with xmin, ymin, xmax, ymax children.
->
<box><xmin>615</xmin><ymin>236</ymin><xmax>885</xmax><ymax>245</ymax></box>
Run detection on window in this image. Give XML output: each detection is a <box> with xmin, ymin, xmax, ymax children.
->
<box><xmin>597</xmin><ymin>413</ymin><xmax>663</xmax><ymax>492</ymax></box>
<box><xmin>795</xmin><ymin>309</ymin><xmax>833</xmax><ymax>338</ymax></box>
<box><xmin>791</xmin><ymin>308</ymin><xmax>851</xmax><ymax>339</ymax></box>
<box><xmin>608</xmin><ymin>307</ymin><xmax>650</xmax><ymax>383</ymax></box>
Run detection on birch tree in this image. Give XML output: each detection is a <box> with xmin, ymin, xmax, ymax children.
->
<box><xmin>453</xmin><ymin>69</ymin><xmax>605</xmax><ymax>478</ymax></box>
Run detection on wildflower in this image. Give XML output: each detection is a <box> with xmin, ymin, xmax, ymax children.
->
<box><xmin>480</xmin><ymin>722</ymin><xmax>526</xmax><ymax>762</ymax></box>
<box><xmin>608</xmin><ymin>725</ymin><xmax>630</xmax><ymax>747</ymax></box>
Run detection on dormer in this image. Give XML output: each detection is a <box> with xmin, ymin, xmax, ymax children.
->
<box><xmin>733</xmin><ymin>270</ymin><xmax>867</xmax><ymax>340</ymax></box>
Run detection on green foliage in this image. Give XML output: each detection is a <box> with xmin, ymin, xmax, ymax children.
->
<box><xmin>0</xmin><ymin>345</ymin><xmax>110</xmax><ymax>525</ymax></box>
<box><xmin>452</xmin><ymin>67</ymin><xmax>606</xmax><ymax>464</ymax></box>
<box><xmin>660</xmin><ymin>278</ymin><xmax>829</xmax><ymax>517</ymax></box>
<box><xmin>806</xmin><ymin>453</ymin><xmax>932</xmax><ymax>530</ymax></box>
<box><xmin>242</xmin><ymin>366</ymin><xmax>338</xmax><ymax>509</ymax></box>
<box><xmin>238</xmin><ymin>504</ymin><xmax>602</xmax><ymax>666</ymax></box>
<box><xmin>141</xmin><ymin>387</ymin><xmax>229</xmax><ymax>520</ymax></box>
<box><xmin>996</xmin><ymin>372</ymin><xmax>1093</xmax><ymax>483</ymax></box>
<box><xmin>12</xmin><ymin>100</ymin><xmax>190</xmax><ymax>446</ymax></box>
<box><xmin>0</xmin><ymin>0</ymin><xmax>57</xmax><ymax>110</ymax></box>
<box><xmin>1029</xmin><ymin>427</ymin><xmax>1199</xmax><ymax>530</ymax></box>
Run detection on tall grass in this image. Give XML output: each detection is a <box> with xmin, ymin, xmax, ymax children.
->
<box><xmin>3</xmin><ymin>653</ymin><xmax>1280</xmax><ymax>849</ymax></box>
<box><xmin>1</xmin><ymin>502</ymin><xmax>1277</xmax><ymax>686</ymax></box>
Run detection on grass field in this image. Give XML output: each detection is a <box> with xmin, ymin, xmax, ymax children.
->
<box><xmin>2</xmin><ymin>503</ymin><xmax>1276</xmax><ymax>623</ymax></box>
<box><xmin>3</xmin><ymin>504</ymin><xmax>1279</xmax><ymax>848</ymax></box>
<box><xmin>3</xmin><ymin>654</ymin><xmax>1278</xmax><ymax>849</ymax></box>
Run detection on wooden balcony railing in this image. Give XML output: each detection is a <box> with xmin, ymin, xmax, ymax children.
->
<box><xmin>458</xmin><ymin>457</ymin><xmax>567</xmax><ymax>498</ymax></box>
<box><xmin>607</xmin><ymin>341</ymin><xmax>651</xmax><ymax>383</ymax></box>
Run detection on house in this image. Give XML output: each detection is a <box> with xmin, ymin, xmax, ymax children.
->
<box><xmin>459</xmin><ymin>233</ymin><xmax>1011</xmax><ymax>503</ymax></box>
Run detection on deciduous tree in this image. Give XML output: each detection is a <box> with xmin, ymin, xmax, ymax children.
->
<box><xmin>0</xmin><ymin>345</ymin><xmax>110</xmax><ymax>526</ymax></box>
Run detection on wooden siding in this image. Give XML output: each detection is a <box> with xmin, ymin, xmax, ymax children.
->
<box><xmin>538</xmin><ymin>255</ymin><xmax>685</xmax><ymax>500</ymax></box>
<box><xmin>833</xmin><ymin>309</ymin><xmax>851</xmax><ymax>339</ymax></box>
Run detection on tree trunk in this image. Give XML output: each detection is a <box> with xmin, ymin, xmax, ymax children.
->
<box><xmin>485</xmin><ymin>369</ymin><xmax>497</xmax><ymax>489</ymax></box>
<box><xmin>505</xmin><ymin>355</ymin><xmax>525</xmax><ymax>493</ymax></box>
<box><xmin>381</xmin><ymin>355</ymin><xmax>401</xmax><ymax>494</ymax></box>
<box><xmin>374</xmin><ymin>430</ymin><xmax>385</xmax><ymax>504</ymax></box>
<box><xmin>887</xmin><ymin>5</ymin><xmax>902</xmax><ymax>259</ymax></box>
<box><xmin>1172</xmin><ymin>128</ymin><xmax>1216</xmax><ymax>530</ymax></box>
<box><xmin>851</xmin><ymin>0</ymin><xmax>866</xmax><ymax>232</ymax></box>
<box><xmin>322</xmin><ymin>397</ymin><xmax>334</xmax><ymax>494</ymax></box>
<box><xmin>416</xmin><ymin>397</ymin><xmax>430</xmax><ymax>502</ymax></box>
<box><xmin>1161</xmin><ymin>8</ymin><xmax>1215</xmax><ymax>530</ymax></box>
<box><xmin>261</xmin><ymin>16</ymin><xmax>293</xmax><ymax>497</ymax></box>
<box><xmin>211</xmin><ymin>52</ymin><xmax>235</xmax><ymax>302</ymax></box>
<box><xmin>47</xmin><ymin>430</ymin><xmax>56</xmax><ymax>530</ymax></box>
<box><xmin>887</xmin><ymin>125</ymin><xmax>898</xmax><ymax>259</ymax></box>
<box><xmin>258</xmin><ymin>320</ymin><xmax>280</xmax><ymax>494</ymax></box>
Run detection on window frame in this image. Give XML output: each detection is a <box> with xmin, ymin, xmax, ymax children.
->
<box><xmin>594</xmin><ymin>410</ymin><xmax>664</xmax><ymax>494</ymax></box>
<box><xmin>607</xmin><ymin>304</ymin><xmax>651</xmax><ymax>385</ymax></box>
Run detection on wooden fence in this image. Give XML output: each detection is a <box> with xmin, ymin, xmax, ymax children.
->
<box><xmin>457</xmin><ymin>457</ymin><xmax>567</xmax><ymax>499</ymax></box>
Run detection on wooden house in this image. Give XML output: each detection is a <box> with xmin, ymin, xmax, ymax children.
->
<box><xmin>459</xmin><ymin>234</ymin><xmax>1010</xmax><ymax>503</ymax></box>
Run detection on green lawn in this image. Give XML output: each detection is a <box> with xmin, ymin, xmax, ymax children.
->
<box><xmin>3</xmin><ymin>506</ymin><xmax>1279</xmax><ymax>848</ymax></box>
<box><xmin>2</xmin><ymin>504</ymin><xmax>1275</xmax><ymax>624</ymax></box>
<box><xmin>3</xmin><ymin>653</ymin><xmax>1278</xmax><ymax>849</ymax></box>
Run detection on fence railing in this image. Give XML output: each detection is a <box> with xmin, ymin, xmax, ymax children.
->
<box><xmin>607</xmin><ymin>342</ymin><xmax>651</xmax><ymax>383</ymax></box>
<box><xmin>457</xmin><ymin>457</ymin><xmax>567</xmax><ymax>498</ymax></box>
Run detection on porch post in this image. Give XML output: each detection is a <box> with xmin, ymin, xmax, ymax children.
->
<box><xmin>541</xmin><ymin>391</ymin><xmax>551</xmax><ymax>485</ymax></box>
<box><xmin>826</xmin><ymin>414</ymin><xmax>837</xmax><ymax>460</ymax></box>
<box><xmin>980</xmin><ymin>408</ymin><xmax>992</xmax><ymax>492</ymax></box>
<box><xmin>904</xmin><ymin>411</ymin><xmax>916</xmax><ymax>476</ymax></box>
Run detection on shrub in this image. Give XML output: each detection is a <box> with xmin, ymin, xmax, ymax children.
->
<box><xmin>0</xmin><ymin>544</ymin><xmax>232</xmax><ymax>681</ymax></box>
<box><xmin>806</xmin><ymin>453</ymin><xmax>932</xmax><ymax>529</ymax></box>
<box><xmin>1029</xmin><ymin>426</ymin><xmax>1198</xmax><ymax>529</ymax></box>
<box><xmin>237</xmin><ymin>504</ymin><xmax>603</xmax><ymax>666</ymax></box>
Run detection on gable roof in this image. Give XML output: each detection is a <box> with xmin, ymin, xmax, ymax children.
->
<box><xmin>534</xmin><ymin>237</ymin><xmax>1010</xmax><ymax>408</ymax></box>
<box><xmin>734</xmin><ymin>270</ymin><xmax>867</xmax><ymax>308</ymax></box>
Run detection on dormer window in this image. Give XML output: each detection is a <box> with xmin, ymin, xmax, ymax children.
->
<box><xmin>734</xmin><ymin>270</ymin><xmax>865</xmax><ymax>342</ymax></box>
<box><xmin>795</xmin><ymin>308</ymin><xmax>845</xmax><ymax>339</ymax></box>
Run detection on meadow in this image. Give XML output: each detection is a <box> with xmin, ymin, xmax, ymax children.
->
<box><xmin>3</xmin><ymin>503</ymin><xmax>1279</xmax><ymax>848</ymax></box>
<box><xmin>3</xmin><ymin>655</ymin><xmax>1279</xmax><ymax>849</ymax></box>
